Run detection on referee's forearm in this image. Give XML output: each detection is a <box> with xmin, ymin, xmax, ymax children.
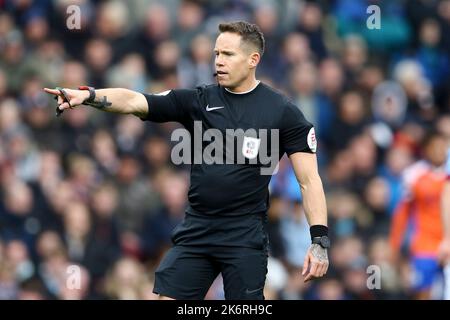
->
<box><xmin>300</xmin><ymin>176</ymin><xmax>328</xmax><ymax>227</ymax></box>
<box><xmin>88</xmin><ymin>88</ymin><xmax>148</xmax><ymax>117</ymax></box>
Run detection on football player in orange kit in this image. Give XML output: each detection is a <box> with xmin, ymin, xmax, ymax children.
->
<box><xmin>389</xmin><ymin>131</ymin><xmax>448</xmax><ymax>299</ymax></box>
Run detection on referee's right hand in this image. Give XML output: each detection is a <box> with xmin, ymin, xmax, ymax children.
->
<box><xmin>44</xmin><ymin>87</ymin><xmax>90</xmax><ymax>112</ymax></box>
<box><xmin>302</xmin><ymin>244</ymin><xmax>329</xmax><ymax>282</ymax></box>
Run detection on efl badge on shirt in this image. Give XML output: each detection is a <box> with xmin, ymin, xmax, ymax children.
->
<box><xmin>242</xmin><ymin>136</ymin><xmax>261</xmax><ymax>160</ymax></box>
<box><xmin>307</xmin><ymin>127</ymin><xmax>317</xmax><ymax>153</ymax></box>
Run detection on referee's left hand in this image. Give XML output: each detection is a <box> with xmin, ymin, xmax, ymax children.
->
<box><xmin>302</xmin><ymin>244</ymin><xmax>329</xmax><ymax>282</ymax></box>
<box><xmin>44</xmin><ymin>87</ymin><xmax>89</xmax><ymax>111</ymax></box>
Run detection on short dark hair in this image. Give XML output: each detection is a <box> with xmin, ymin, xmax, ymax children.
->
<box><xmin>218</xmin><ymin>21</ymin><xmax>265</xmax><ymax>56</ymax></box>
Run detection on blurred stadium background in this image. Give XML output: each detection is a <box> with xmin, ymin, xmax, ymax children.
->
<box><xmin>1</xmin><ymin>0</ymin><xmax>450</xmax><ymax>300</ymax></box>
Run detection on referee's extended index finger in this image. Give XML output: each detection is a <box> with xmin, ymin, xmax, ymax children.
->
<box><xmin>43</xmin><ymin>88</ymin><xmax>61</xmax><ymax>96</ymax></box>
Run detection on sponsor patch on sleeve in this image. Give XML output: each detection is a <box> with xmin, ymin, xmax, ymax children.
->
<box><xmin>307</xmin><ymin>127</ymin><xmax>317</xmax><ymax>153</ymax></box>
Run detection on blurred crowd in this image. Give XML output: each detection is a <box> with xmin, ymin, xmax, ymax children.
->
<box><xmin>1</xmin><ymin>0</ymin><xmax>450</xmax><ymax>300</ymax></box>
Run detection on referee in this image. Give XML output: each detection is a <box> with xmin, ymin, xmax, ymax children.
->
<box><xmin>44</xmin><ymin>21</ymin><xmax>329</xmax><ymax>300</ymax></box>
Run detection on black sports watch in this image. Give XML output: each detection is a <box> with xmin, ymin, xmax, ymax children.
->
<box><xmin>78</xmin><ymin>86</ymin><xmax>96</xmax><ymax>103</ymax></box>
<box><xmin>312</xmin><ymin>236</ymin><xmax>330</xmax><ymax>249</ymax></box>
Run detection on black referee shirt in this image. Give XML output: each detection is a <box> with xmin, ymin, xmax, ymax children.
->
<box><xmin>142</xmin><ymin>82</ymin><xmax>316</xmax><ymax>247</ymax></box>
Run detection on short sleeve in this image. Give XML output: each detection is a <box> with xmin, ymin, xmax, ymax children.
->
<box><xmin>140</xmin><ymin>89</ymin><xmax>198</xmax><ymax>123</ymax></box>
<box><xmin>280</xmin><ymin>102</ymin><xmax>316</xmax><ymax>156</ymax></box>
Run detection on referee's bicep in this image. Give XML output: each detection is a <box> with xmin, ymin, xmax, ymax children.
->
<box><xmin>139</xmin><ymin>91</ymin><xmax>178</xmax><ymax>123</ymax></box>
<box><xmin>139</xmin><ymin>89</ymin><xmax>197</xmax><ymax>123</ymax></box>
<box><xmin>280</xmin><ymin>103</ymin><xmax>317</xmax><ymax>155</ymax></box>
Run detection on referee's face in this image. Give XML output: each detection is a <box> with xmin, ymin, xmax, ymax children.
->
<box><xmin>214</xmin><ymin>32</ymin><xmax>259</xmax><ymax>91</ymax></box>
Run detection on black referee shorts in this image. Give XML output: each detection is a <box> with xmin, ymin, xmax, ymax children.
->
<box><xmin>153</xmin><ymin>245</ymin><xmax>268</xmax><ymax>300</ymax></box>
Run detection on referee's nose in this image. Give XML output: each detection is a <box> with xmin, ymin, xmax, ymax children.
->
<box><xmin>215</xmin><ymin>55</ymin><xmax>225</xmax><ymax>68</ymax></box>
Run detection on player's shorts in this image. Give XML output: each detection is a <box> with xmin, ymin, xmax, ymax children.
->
<box><xmin>411</xmin><ymin>256</ymin><xmax>442</xmax><ymax>291</ymax></box>
<box><xmin>153</xmin><ymin>245</ymin><xmax>268</xmax><ymax>300</ymax></box>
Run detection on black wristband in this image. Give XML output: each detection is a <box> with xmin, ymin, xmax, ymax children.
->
<box><xmin>79</xmin><ymin>86</ymin><xmax>96</xmax><ymax>103</ymax></box>
<box><xmin>310</xmin><ymin>225</ymin><xmax>328</xmax><ymax>241</ymax></box>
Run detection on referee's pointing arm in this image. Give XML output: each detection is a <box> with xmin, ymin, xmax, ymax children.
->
<box><xmin>43</xmin><ymin>87</ymin><xmax>149</xmax><ymax>119</ymax></box>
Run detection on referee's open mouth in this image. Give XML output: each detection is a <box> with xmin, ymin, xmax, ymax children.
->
<box><xmin>216</xmin><ymin>71</ymin><xmax>228</xmax><ymax>77</ymax></box>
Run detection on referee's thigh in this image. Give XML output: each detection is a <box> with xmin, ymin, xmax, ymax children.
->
<box><xmin>219</xmin><ymin>247</ymin><xmax>268</xmax><ymax>300</ymax></box>
<box><xmin>153</xmin><ymin>246</ymin><xmax>220</xmax><ymax>300</ymax></box>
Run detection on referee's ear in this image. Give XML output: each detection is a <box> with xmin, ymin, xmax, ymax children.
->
<box><xmin>249</xmin><ymin>52</ymin><xmax>261</xmax><ymax>69</ymax></box>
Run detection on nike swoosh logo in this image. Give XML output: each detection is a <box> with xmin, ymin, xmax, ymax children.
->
<box><xmin>206</xmin><ymin>104</ymin><xmax>224</xmax><ymax>111</ymax></box>
<box><xmin>245</xmin><ymin>286</ymin><xmax>264</xmax><ymax>295</ymax></box>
